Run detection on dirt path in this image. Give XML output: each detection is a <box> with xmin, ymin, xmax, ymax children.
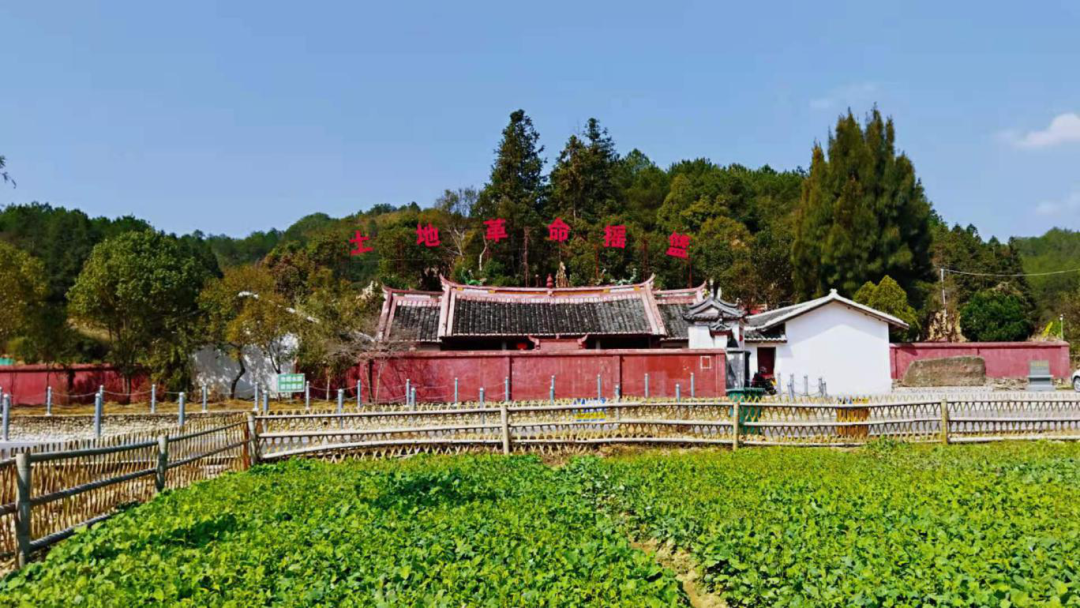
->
<box><xmin>633</xmin><ymin>538</ymin><xmax>727</xmax><ymax>608</ymax></box>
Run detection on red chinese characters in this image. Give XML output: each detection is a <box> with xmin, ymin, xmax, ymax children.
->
<box><xmin>345</xmin><ymin>215</ymin><xmax>695</xmax><ymax>262</ymax></box>
<box><xmin>603</xmin><ymin>225</ymin><xmax>626</xmax><ymax>249</ymax></box>
<box><xmin>484</xmin><ymin>218</ymin><xmax>508</xmax><ymax>242</ymax></box>
<box><xmin>349</xmin><ymin>231</ymin><xmax>373</xmax><ymax>256</ymax></box>
<box><xmin>666</xmin><ymin>231</ymin><xmax>690</xmax><ymax>258</ymax></box>
<box><xmin>416</xmin><ymin>223</ymin><xmax>440</xmax><ymax>247</ymax></box>
<box><xmin>547</xmin><ymin>218</ymin><xmax>570</xmax><ymax>242</ymax></box>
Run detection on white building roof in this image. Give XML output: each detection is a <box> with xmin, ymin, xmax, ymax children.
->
<box><xmin>746</xmin><ymin>289</ymin><xmax>910</xmax><ymax>332</ymax></box>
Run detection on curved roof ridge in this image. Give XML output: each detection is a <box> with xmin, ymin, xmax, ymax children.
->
<box><xmin>439</xmin><ymin>274</ymin><xmax>657</xmax><ymax>295</ymax></box>
<box><xmin>382</xmin><ymin>285</ymin><xmax>443</xmax><ymax>296</ymax></box>
<box><xmin>654</xmin><ymin>282</ymin><xmax>707</xmax><ymax>296</ymax></box>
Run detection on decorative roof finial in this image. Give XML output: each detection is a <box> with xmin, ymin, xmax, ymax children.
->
<box><xmin>555</xmin><ymin>263</ymin><xmax>569</xmax><ymax>288</ymax></box>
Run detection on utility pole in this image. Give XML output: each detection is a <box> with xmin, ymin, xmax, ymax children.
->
<box><xmin>940</xmin><ymin>267</ymin><xmax>947</xmax><ymax>328</ymax></box>
<box><xmin>523</xmin><ymin>227</ymin><xmax>530</xmax><ymax>286</ymax></box>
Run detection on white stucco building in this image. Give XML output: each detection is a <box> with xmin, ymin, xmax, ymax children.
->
<box><xmin>192</xmin><ymin>335</ymin><xmax>299</xmax><ymax>399</ymax></box>
<box><xmin>683</xmin><ymin>288</ymin><xmax>907</xmax><ymax>395</ymax></box>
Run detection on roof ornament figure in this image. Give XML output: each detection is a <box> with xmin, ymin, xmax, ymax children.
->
<box><xmin>555</xmin><ymin>262</ymin><xmax>570</xmax><ymax>288</ymax></box>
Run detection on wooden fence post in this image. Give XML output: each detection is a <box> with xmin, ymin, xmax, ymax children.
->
<box><xmin>499</xmin><ymin>402</ymin><xmax>510</xmax><ymax>455</ymax></box>
<box><xmin>241</xmin><ymin>412</ymin><xmax>252</xmax><ymax>469</ymax></box>
<box><xmin>940</xmin><ymin>398</ymin><xmax>950</xmax><ymax>445</ymax></box>
<box><xmin>15</xmin><ymin>452</ymin><xmax>32</xmax><ymax>569</ymax></box>
<box><xmin>155</xmin><ymin>436</ymin><xmax>169</xmax><ymax>492</ymax></box>
<box><xmin>246</xmin><ymin>411</ymin><xmax>260</xmax><ymax>465</ymax></box>
<box><xmin>732</xmin><ymin>401</ymin><xmax>740</xmax><ymax>451</ymax></box>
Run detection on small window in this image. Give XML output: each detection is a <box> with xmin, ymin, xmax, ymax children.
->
<box><xmin>700</xmin><ymin>356</ymin><xmax>712</xmax><ymax>370</ymax></box>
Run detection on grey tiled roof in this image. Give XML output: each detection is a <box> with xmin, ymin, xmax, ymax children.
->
<box><xmin>451</xmin><ymin>296</ymin><xmax>651</xmax><ymax>336</ymax></box>
<box><xmin>744</xmin><ymin>326</ymin><xmax>786</xmax><ymax>342</ymax></box>
<box><xmin>684</xmin><ymin>297</ymin><xmax>744</xmax><ymax>322</ymax></box>
<box><xmin>744</xmin><ymin>294</ymin><xmax>831</xmax><ymax>331</ymax></box>
<box><xmin>390</xmin><ymin>304</ymin><xmax>440</xmax><ymax>342</ymax></box>
<box><xmin>658</xmin><ymin>303</ymin><xmax>691</xmax><ymax>340</ymax></box>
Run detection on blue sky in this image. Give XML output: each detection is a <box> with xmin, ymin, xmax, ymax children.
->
<box><xmin>1</xmin><ymin>1</ymin><xmax>1078</xmax><ymax>239</ymax></box>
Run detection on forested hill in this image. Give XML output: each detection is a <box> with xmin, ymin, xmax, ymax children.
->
<box><xmin>1011</xmin><ymin>228</ymin><xmax>1080</xmax><ymax>324</ymax></box>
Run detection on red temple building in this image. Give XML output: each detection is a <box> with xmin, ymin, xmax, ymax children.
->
<box><xmin>377</xmin><ymin>276</ymin><xmax>713</xmax><ymax>352</ymax></box>
<box><xmin>365</xmin><ymin>277</ymin><xmax>733</xmax><ymax>402</ymax></box>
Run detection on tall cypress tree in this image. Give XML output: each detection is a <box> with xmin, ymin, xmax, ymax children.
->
<box><xmin>549</xmin><ymin>118</ymin><xmax>620</xmax><ymax>224</ymax></box>
<box><xmin>470</xmin><ymin>110</ymin><xmax>546</xmax><ymax>284</ymax></box>
<box><xmin>792</xmin><ymin>109</ymin><xmax>932</xmax><ymax>301</ymax></box>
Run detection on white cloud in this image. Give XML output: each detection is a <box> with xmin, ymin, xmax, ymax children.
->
<box><xmin>1035</xmin><ymin>190</ymin><xmax>1080</xmax><ymax>216</ymax></box>
<box><xmin>1008</xmin><ymin>113</ymin><xmax>1080</xmax><ymax>149</ymax></box>
<box><xmin>809</xmin><ymin>82</ymin><xmax>878</xmax><ymax>111</ymax></box>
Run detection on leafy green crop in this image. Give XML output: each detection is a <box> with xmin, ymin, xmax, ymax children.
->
<box><xmin>4</xmin><ymin>443</ymin><xmax>1079</xmax><ymax>607</ymax></box>
<box><xmin>566</xmin><ymin>442</ymin><xmax>1080</xmax><ymax>607</ymax></box>
<box><xmin>0</xmin><ymin>456</ymin><xmax>687</xmax><ymax>607</ymax></box>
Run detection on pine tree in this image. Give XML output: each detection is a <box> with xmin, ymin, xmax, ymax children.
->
<box><xmin>549</xmin><ymin>118</ymin><xmax>620</xmax><ymax>224</ymax></box>
<box><xmin>470</xmin><ymin>110</ymin><xmax>547</xmax><ymax>284</ymax></box>
<box><xmin>791</xmin><ymin>109</ymin><xmax>933</xmax><ymax>302</ymax></box>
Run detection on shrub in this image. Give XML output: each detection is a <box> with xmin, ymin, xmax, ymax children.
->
<box><xmin>960</xmin><ymin>289</ymin><xmax>1034</xmax><ymax>342</ymax></box>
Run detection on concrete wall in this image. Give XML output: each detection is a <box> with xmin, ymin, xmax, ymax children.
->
<box><xmin>0</xmin><ymin>365</ymin><xmax>151</xmax><ymax>405</ymax></box>
<box><xmin>772</xmin><ymin>303</ymin><xmax>893</xmax><ymax>395</ymax></box>
<box><xmin>359</xmin><ymin>349</ymin><xmax>726</xmax><ymax>403</ymax></box>
<box><xmin>890</xmin><ymin>341</ymin><xmax>1071</xmax><ymax>380</ymax></box>
<box><xmin>192</xmin><ymin>337</ymin><xmax>297</xmax><ymax>399</ymax></box>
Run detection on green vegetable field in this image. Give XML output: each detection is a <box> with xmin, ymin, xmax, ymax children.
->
<box><xmin>3</xmin><ymin>443</ymin><xmax>1080</xmax><ymax>607</ymax></box>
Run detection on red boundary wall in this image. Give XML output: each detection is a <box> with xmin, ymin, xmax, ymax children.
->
<box><xmin>0</xmin><ymin>364</ymin><xmax>150</xmax><ymax>406</ymax></box>
<box><xmin>890</xmin><ymin>342</ymin><xmax>1071</xmax><ymax>380</ymax></box>
<box><xmin>346</xmin><ymin>349</ymin><xmax>727</xmax><ymax>404</ymax></box>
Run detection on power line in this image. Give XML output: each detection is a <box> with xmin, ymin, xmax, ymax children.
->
<box><xmin>941</xmin><ymin>266</ymin><xmax>1080</xmax><ymax>278</ymax></box>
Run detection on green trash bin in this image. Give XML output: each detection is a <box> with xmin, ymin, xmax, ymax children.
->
<box><xmin>727</xmin><ymin>388</ymin><xmax>764</xmax><ymax>435</ymax></box>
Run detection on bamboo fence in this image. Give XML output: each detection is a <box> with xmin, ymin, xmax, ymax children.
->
<box><xmin>1</xmin><ymin>414</ymin><xmax>246</xmax><ymax>572</ymax></box>
<box><xmin>251</xmin><ymin>393</ymin><xmax>1080</xmax><ymax>459</ymax></box>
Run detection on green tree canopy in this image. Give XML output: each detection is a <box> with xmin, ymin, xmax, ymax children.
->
<box><xmin>0</xmin><ymin>242</ymin><xmax>47</xmax><ymax>351</ymax></box>
<box><xmin>199</xmin><ymin>264</ymin><xmax>303</xmax><ymax>396</ymax></box>
<box><xmin>67</xmin><ymin>231</ymin><xmax>218</xmax><ymax>394</ymax></box>
<box><xmin>930</xmin><ymin>222</ymin><xmax>1036</xmax><ymax>331</ymax></box>
<box><xmin>468</xmin><ymin>109</ymin><xmax>547</xmax><ymax>285</ymax></box>
<box><xmin>792</xmin><ymin>109</ymin><xmax>933</xmax><ymax>303</ymax></box>
<box><xmin>960</xmin><ymin>288</ymin><xmax>1035</xmax><ymax>342</ymax></box>
<box><xmin>549</xmin><ymin>118</ymin><xmax>620</xmax><ymax>225</ymax></box>
<box><xmin>853</xmin><ymin>275</ymin><xmax>920</xmax><ymax>341</ymax></box>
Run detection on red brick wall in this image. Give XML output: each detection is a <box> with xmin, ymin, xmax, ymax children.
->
<box><xmin>0</xmin><ymin>364</ymin><xmax>151</xmax><ymax>405</ymax></box>
<box><xmin>358</xmin><ymin>349</ymin><xmax>726</xmax><ymax>403</ymax></box>
<box><xmin>890</xmin><ymin>342</ymin><xmax>1071</xmax><ymax>380</ymax></box>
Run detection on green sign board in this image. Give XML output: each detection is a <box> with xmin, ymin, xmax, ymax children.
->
<box><xmin>278</xmin><ymin>373</ymin><xmax>305</xmax><ymax>393</ymax></box>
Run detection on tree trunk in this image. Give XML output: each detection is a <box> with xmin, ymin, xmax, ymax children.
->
<box><xmin>230</xmin><ymin>352</ymin><xmax>246</xmax><ymax>400</ymax></box>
